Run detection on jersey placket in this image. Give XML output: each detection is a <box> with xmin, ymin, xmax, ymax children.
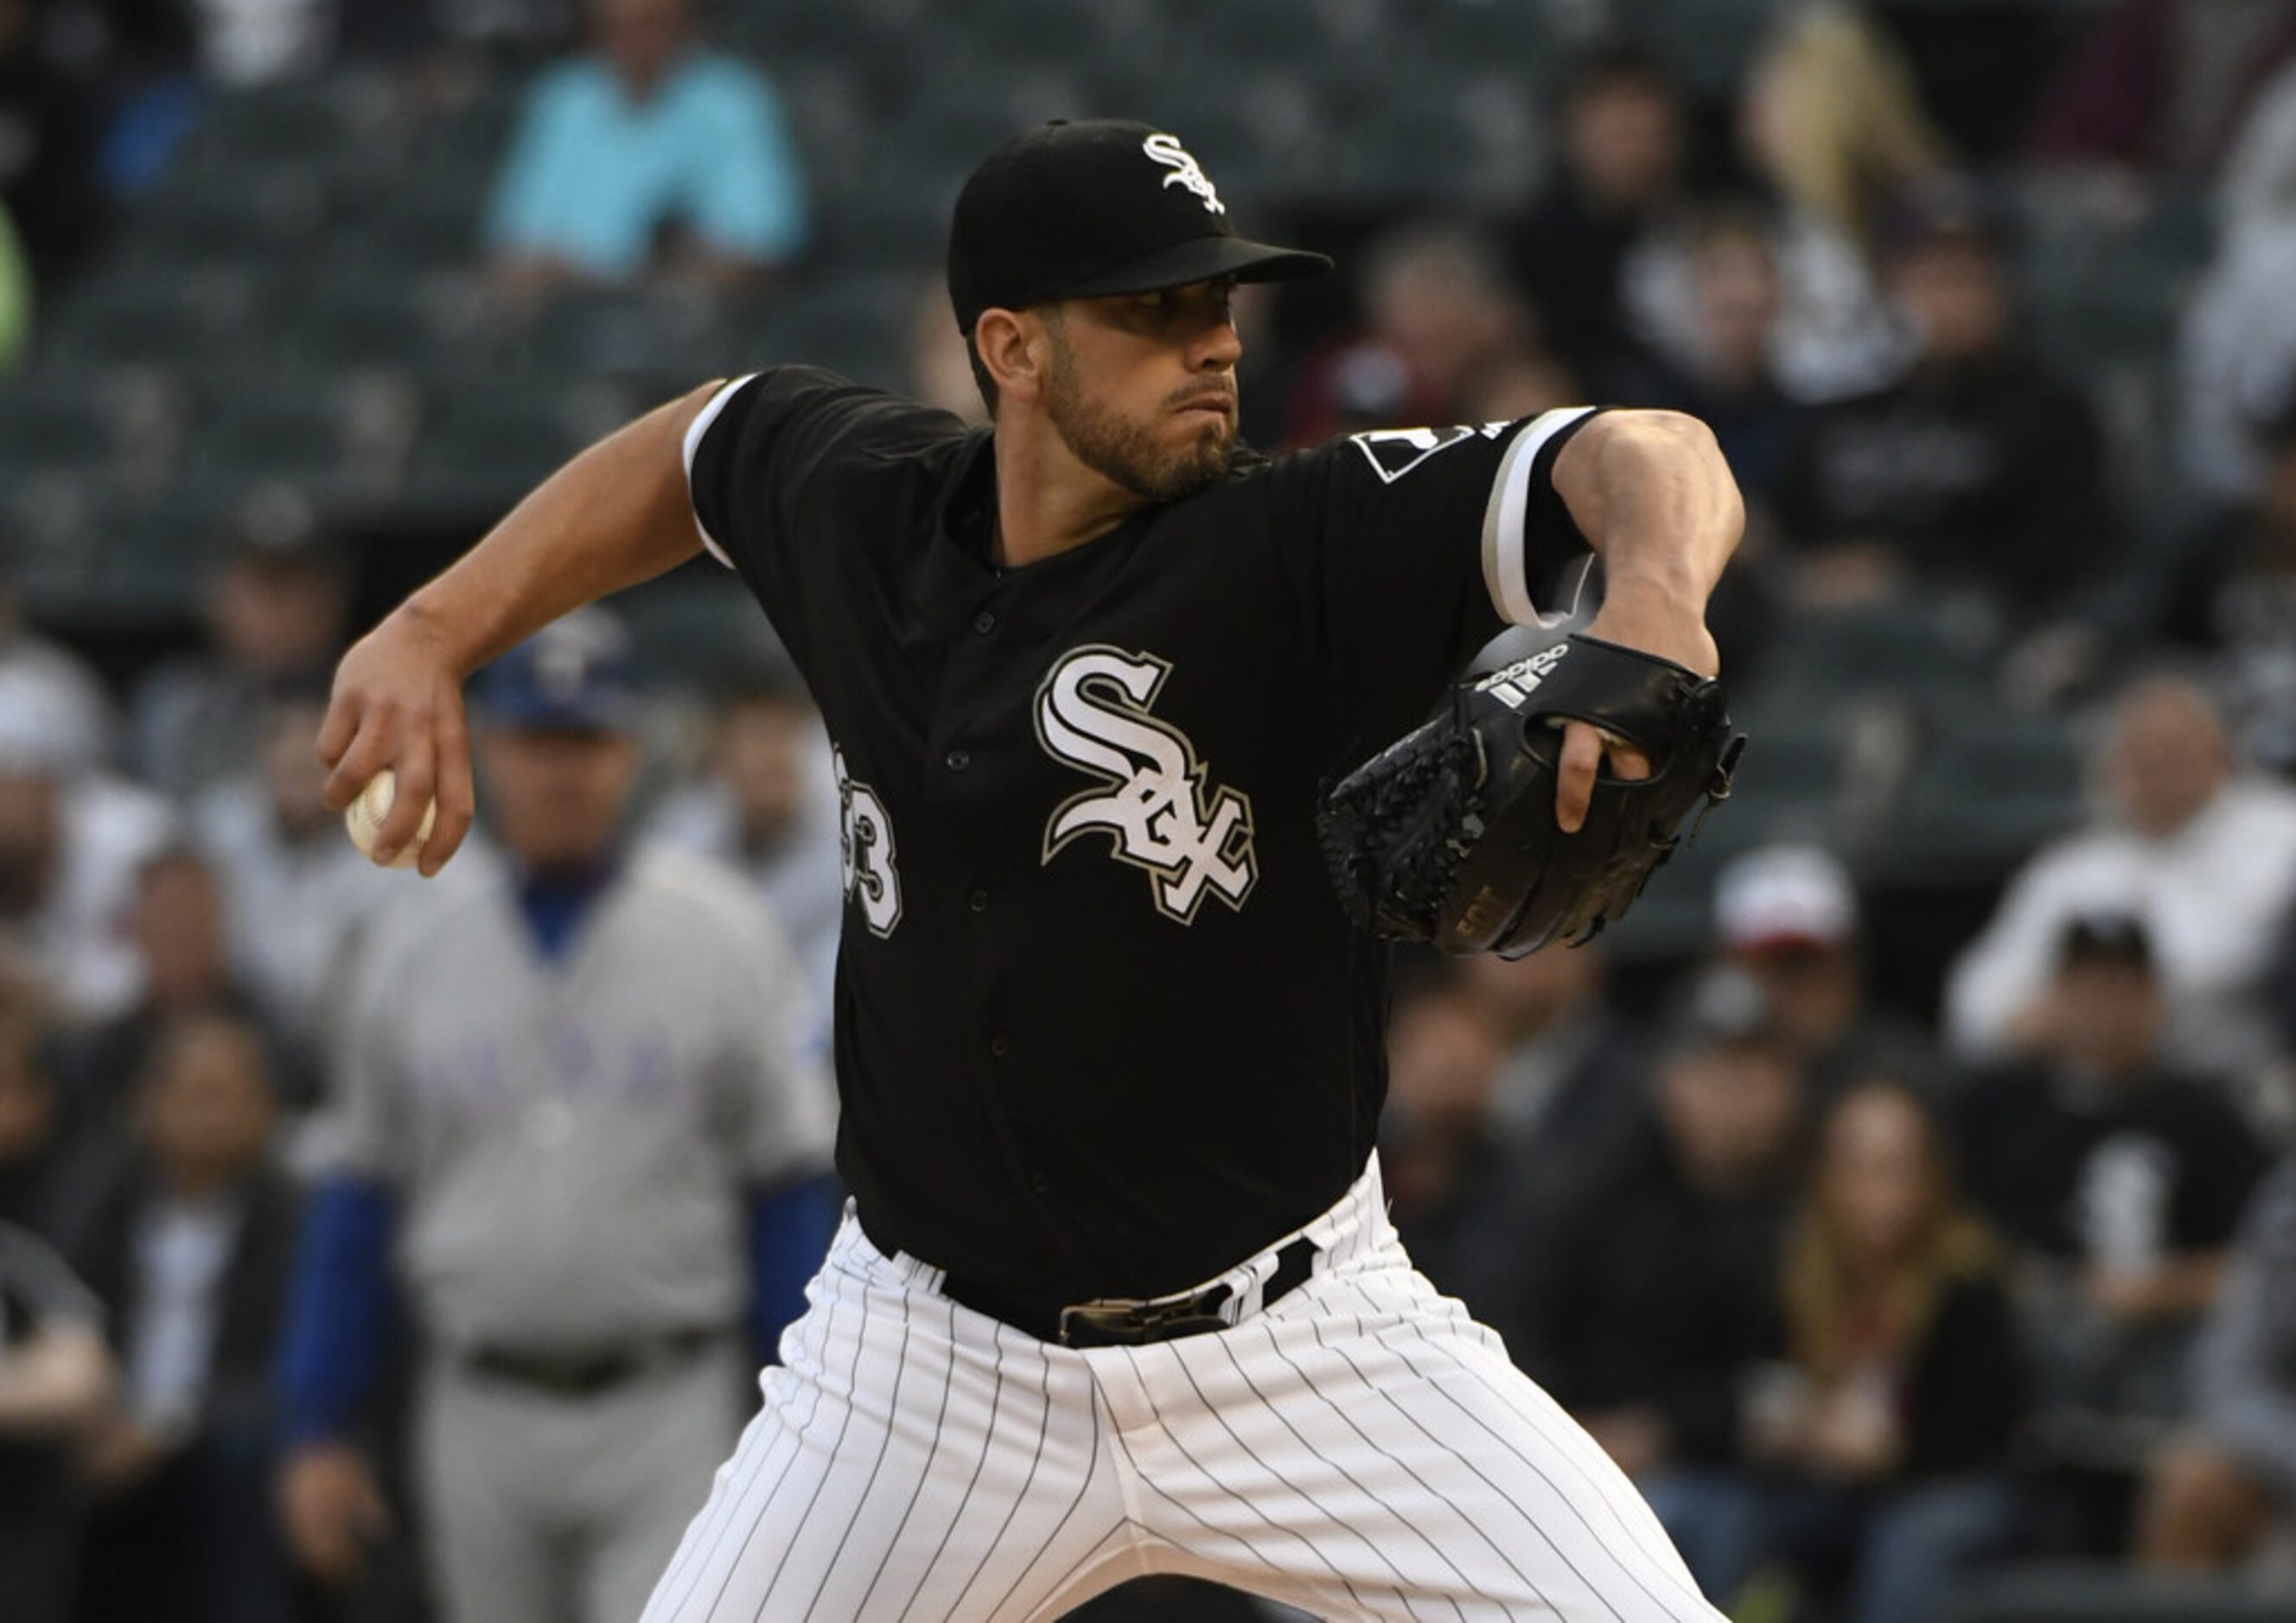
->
<box><xmin>918</xmin><ymin>553</ymin><xmax>1075</xmax><ymax>1229</ymax></box>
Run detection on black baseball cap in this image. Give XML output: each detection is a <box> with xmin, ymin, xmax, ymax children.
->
<box><xmin>947</xmin><ymin>118</ymin><xmax>1332</xmax><ymax>334</ymax></box>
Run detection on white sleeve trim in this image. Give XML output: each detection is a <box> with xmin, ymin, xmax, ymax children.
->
<box><xmin>682</xmin><ymin>373</ymin><xmax>762</xmax><ymax>568</ymax></box>
<box><xmin>1481</xmin><ymin>404</ymin><xmax>1597</xmax><ymax>627</ymax></box>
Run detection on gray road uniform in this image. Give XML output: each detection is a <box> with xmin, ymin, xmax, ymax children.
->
<box><xmin>327</xmin><ymin>842</ymin><xmax>835</xmax><ymax>1623</ymax></box>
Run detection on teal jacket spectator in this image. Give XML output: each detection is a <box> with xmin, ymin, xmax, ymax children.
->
<box><xmin>485</xmin><ymin>33</ymin><xmax>808</xmax><ymax>285</ymax></box>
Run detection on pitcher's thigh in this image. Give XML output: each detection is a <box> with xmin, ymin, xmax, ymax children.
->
<box><xmin>639</xmin><ymin>1291</ymin><xmax>1128</xmax><ymax>1623</ymax></box>
<box><xmin>1133</xmin><ymin>1281</ymin><xmax>1727</xmax><ymax>1622</ymax></box>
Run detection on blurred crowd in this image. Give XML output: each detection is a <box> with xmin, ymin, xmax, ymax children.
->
<box><xmin>9</xmin><ymin>2</ymin><xmax>2296</xmax><ymax>1622</ymax></box>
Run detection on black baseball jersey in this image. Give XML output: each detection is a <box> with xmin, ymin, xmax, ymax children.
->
<box><xmin>686</xmin><ymin>367</ymin><xmax>1598</xmax><ymax>1300</ymax></box>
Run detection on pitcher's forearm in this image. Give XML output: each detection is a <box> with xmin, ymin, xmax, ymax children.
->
<box><xmin>398</xmin><ymin>381</ymin><xmax>725</xmax><ymax>676</ymax></box>
<box><xmin>1552</xmin><ymin>409</ymin><xmax>1743</xmax><ymax>629</ymax></box>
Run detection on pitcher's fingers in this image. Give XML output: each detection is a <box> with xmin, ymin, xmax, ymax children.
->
<box><xmin>421</xmin><ymin>702</ymin><xmax>475</xmax><ymax>876</ymax></box>
<box><xmin>373</xmin><ymin>729</ymin><xmax>436</xmax><ymax>866</ymax></box>
<box><xmin>1556</xmin><ymin>721</ymin><xmax>1604</xmax><ymax>833</ymax></box>
<box><xmin>1610</xmin><ymin>741</ymin><xmax>1654</xmax><ymax>781</ymax></box>
<box><xmin>322</xmin><ymin>710</ymin><xmax>396</xmax><ymax>814</ymax></box>
<box><xmin>316</xmin><ymin>691</ymin><xmax>360</xmax><ymax>777</ymax></box>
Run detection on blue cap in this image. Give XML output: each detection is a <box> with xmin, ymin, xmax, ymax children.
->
<box><xmin>478</xmin><ymin>609</ymin><xmax>638</xmax><ymax>733</ymax></box>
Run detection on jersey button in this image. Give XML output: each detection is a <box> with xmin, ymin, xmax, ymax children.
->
<box><xmin>1028</xmin><ymin>1173</ymin><xmax>1052</xmax><ymax>1197</ymax></box>
<box><xmin>973</xmin><ymin>610</ymin><xmax>998</xmax><ymax>635</ymax></box>
<box><xmin>989</xmin><ymin>1033</ymin><xmax>1011</xmax><ymax>1059</ymax></box>
<box><xmin>968</xmin><ymin>888</ymin><xmax>990</xmax><ymax>913</ymax></box>
<box><xmin>945</xmin><ymin>748</ymin><xmax>971</xmax><ymax>773</ymax></box>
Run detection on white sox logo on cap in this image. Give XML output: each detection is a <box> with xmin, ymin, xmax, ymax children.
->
<box><xmin>1142</xmin><ymin>132</ymin><xmax>1226</xmax><ymax>215</ymax></box>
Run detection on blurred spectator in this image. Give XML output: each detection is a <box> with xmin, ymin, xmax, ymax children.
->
<box><xmin>0</xmin><ymin>553</ymin><xmax>118</xmax><ymax>776</ymax></box>
<box><xmin>485</xmin><ymin>0</ymin><xmax>808</xmax><ymax>297</ymax></box>
<box><xmin>908</xmin><ymin>274</ymin><xmax>989</xmax><ymax>425</ymax></box>
<box><xmin>1502</xmin><ymin>40</ymin><xmax>1687</xmax><ymax>390</ymax></box>
<box><xmin>1281</xmin><ymin>221</ymin><xmax>1540</xmax><ymax>444</ymax></box>
<box><xmin>2161</xmin><ymin>395</ymin><xmax>2296</xmax><ymax>774</ymax></box>
<box><xmin>1456</xmin><ymin>347</ymin><xmax>1583</xmax><ymax>427</ymax></box>
<box><xmin>1735</xmin><ymin>4</ymin><xmax>1948</xmax><ymax>402</ymax></box>
<box><xmin>1945</xmin><ymin>678</ymin><xmax>2296</xmax><ymax>1082</ymax></box>
<box><xmin>2137</xmin><ymin>1157</ymin><xmax>2296</xmax><ymax>1571</ymax></box>
<box><xmin>2178</xmin><ymin>51</ymin><xmax>2296</xmax><ymax>508</ymax></box>
<box><xmin>2182</xmin><ymin>236</ymin><xmax>2296</xmax><ymax>511</ymax></box>
<box><xmin>2026</xmin><ymin>0</ymin><xmax>2296</xmax><ymax>181</ymax></box>
<box><xmin>1772</xmin><ymin>182</ymin><xmax>2114</xmax><ymax>620</ymax></box>
<box><xmin>0</xmin><ymin>198</ymin><xmax>26</xmax><ymax>367</ymax></box>
<box><xmin>1460</xmin><ymin>939</ymin><xmax>1646</xmax><ymax>1158</ymax></box>
<box><xmin>0</xmin><ymin>1005</ymin><xmax>64</xmax><ymax>1234</ymax></box>
<box><xmin>1424</xmin><ymin>943</ymin><xmax>1652</xmax><ymax>1327</ymax></box>
<box><xmin>1752</xmin><ymin>1079</ymin><xmax>2025</xmax><ymax>1623</ymax></box>
<box><xmin>644</xmin><ymin>659</ymin><xmax>842</xmax><ymax>1034</ymax></box>
<box><xmin>67</xmin><ymin>1012</ymin><xmax>299</xmax><ymax>1623</ymax></box>
<box><xmin>1714</xmin><ymin>844</ymin><xmax>1940</xmax><ymax>1104</ymax></box>
<box><xmin>0</xmin><ymin>696</ymin><xmax>175</xmax><ymax>1026</ymax></box>
<box><xmin>131</xmin><ymin>506</ymin><xmax>351</xmax><ymax>800</ymax></box>
<box><xmin>1494</xmin><ymin>979</ymin><xmax>1803</xmax><ymax>1604</ymax></box>
<box><xmin>0</xmin><ymin>1218</ymin><xmax>113</xmax><ymax>1623</ymax></box>
<box><xmin>275</xmin><ymin>612</ymin><xmax>835</xmax><ymax>1620</ymax></box>
<box><xmin>2178</xmin><ymin>46</ymin><xmax>2296</xmax><ymax>506</ymax></box>
<box><xmin>1378</xmin><ymin>971</ymin><xmax>1511</xmax><ymax>1299</ymax></box>
<box><xmin>0</xmin><ymin>0</ymin><xmax>105</xmax><ymax>290</ymax></box>
<box><xmin>1618</xmin><ymin>206</ymin><xmax>1808</xmax><ymax>514</ymax></box>
<box><xmin>190</xmin><ymin>0</ymin><xmax>335</xmax><ymax>86</ymax></box>
<box><xmin>65</xmin><ymin>847</ymin><xmax>296</xmax><ymax>1146</ymax></box>
<box><xmin>193</xmin><ymin>680</ymin><xmax>403</xmax><ymax>1066</ymax></box>
<box><xmin>432</xmin><ymin>0</ymin><xmax>577</xmax><ymax>50</ymax></box>
<box><xmin>1955</xmin><ymin>915</ymin><xmax>2270</xmax><ymax>1442</ymax></box>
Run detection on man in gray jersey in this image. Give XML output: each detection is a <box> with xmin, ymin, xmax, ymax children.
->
<box><xmin>274</xmin><ymin>610</ymin><xmax>837</xmax><ymax>1623</ymax></box>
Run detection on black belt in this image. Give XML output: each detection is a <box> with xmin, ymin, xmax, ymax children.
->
<box><xmin>859</xmin><ymin>1212</ymin><xmax>1319</xmax><ymax>1348</ymax></box>
<box><xmin>463</xmin><ymin>1327</ymin><xmax>721</xmax><ymax>1397</ymax></box>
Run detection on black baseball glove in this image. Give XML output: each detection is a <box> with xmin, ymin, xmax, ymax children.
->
<box><xmin>1317</xmin><ymin>634</ymin><xmax>1745</xmax><ymax>958</ymax></box>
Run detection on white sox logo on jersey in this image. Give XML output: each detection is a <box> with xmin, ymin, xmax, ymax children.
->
<box><xmin>1034</xmin><ymin>646</ymin><xmax>1257</xmax><ymax>923</ymax></box>
<box><xmin>1142</xmin><ymin>132</ymin><xmax>1226</xmax><ymax>214</ymax></box>
<box><xmin>834</xmin><ymin>746</ymin><xmax>902</xmax><ymax>937</ymax></box>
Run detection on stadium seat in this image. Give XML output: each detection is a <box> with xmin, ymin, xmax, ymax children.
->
<box><xmin>1629</xmin><ymin>0</ymin><xmax>1783</xmax><ymax>92</ymax></box>
<box><xmin>1405</xmin><ymin>0</ymin><xmax>1562</xmax><ymax>82</ymax></box>
<box><xmin>750</xmin><ymin>274</ymin><xmax>915</xmax><ymax>388</ymax></box>
<box><xmin>122</xmin><ymin>169</ymin><xmax>333</xmax><ymax>274</ymax></box>
<box><xmin>0</xmin><ymin>479</ymin><xmax>220</xmax><ymax>618</ymax></box>
<box><xmin>37</xmin><ymin>266</ymin><xmax>268</xmax><ymax>370</ymax></box>
<box><xmin>0</xmin><ymin>384</ymin><xmax>125</xmax><ymax>474</ymax></box>
<box><xmin>177</xmin><ymin>80</ymin><xmax>377</xmax><ymax>172</ymax></box>
<box><xmin>513</xmin><ymin>289</ymin><xmax>723</xmax><ymax>381</ymax></box>
<box><xmin>399</xmin><ymin>383</ymin><xmax>596</xmax><ymax>519</ymax></box>
<box><xmin>1941</xmin><ymin>1565</ymin><xmax>2296</xmax><ymax>1623</ymax></box>
<box><xmin>178</xmin><ymin>393</ymin><xmax>357</xmax><ymax>502</ymax></box>
<box><xmin>277</xmin><ymin>278</ymin><xmax>455</xmax><ymax>373</ymax></box>
<box><xmin>1864</xmin><ymin>708</ymin><xmax>2085</xmax><ymax>884</ymax></box>
<box><xmin>329</xmin><ymin>182</ymin><xmax>492</xmax><ymax>278</ymax></box>
<box><xmin>721</xmin><ymin>0</ymin><xmax>915</xmax><ymax>58</ymax></box>
<box><xmin>1181</xmin><ymin>0</ymin><xmax>1388</xmax><ymax>68</ymax></box>
<box><xmin>1757</xmin><ymin>598</ymin><xmax>2001</xmax><ymax>709</ymax></box>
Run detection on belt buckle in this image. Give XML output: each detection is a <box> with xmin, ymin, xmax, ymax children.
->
<box><xmin>1059</xmin><ymin>1285</ymin><xmax>1232</xmax><ymax>1349</ymax></box>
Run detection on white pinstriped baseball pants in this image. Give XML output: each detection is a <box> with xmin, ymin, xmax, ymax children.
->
<box><xmin>637</xmin><ymin>1159</ymin><xmax>1723</xmax><ymax>1622</ymax></box>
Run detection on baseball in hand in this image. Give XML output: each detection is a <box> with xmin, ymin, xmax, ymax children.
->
<box><xmin>344</xmin><ymin>769</ymin><xmax>436</xmax><ymax>869</ymax></box>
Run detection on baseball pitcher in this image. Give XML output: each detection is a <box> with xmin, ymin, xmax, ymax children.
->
<box><xmin>318</xmin><ymin>121</ymin><xmax>1744</xmax><ymax>1620</ymax></box>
